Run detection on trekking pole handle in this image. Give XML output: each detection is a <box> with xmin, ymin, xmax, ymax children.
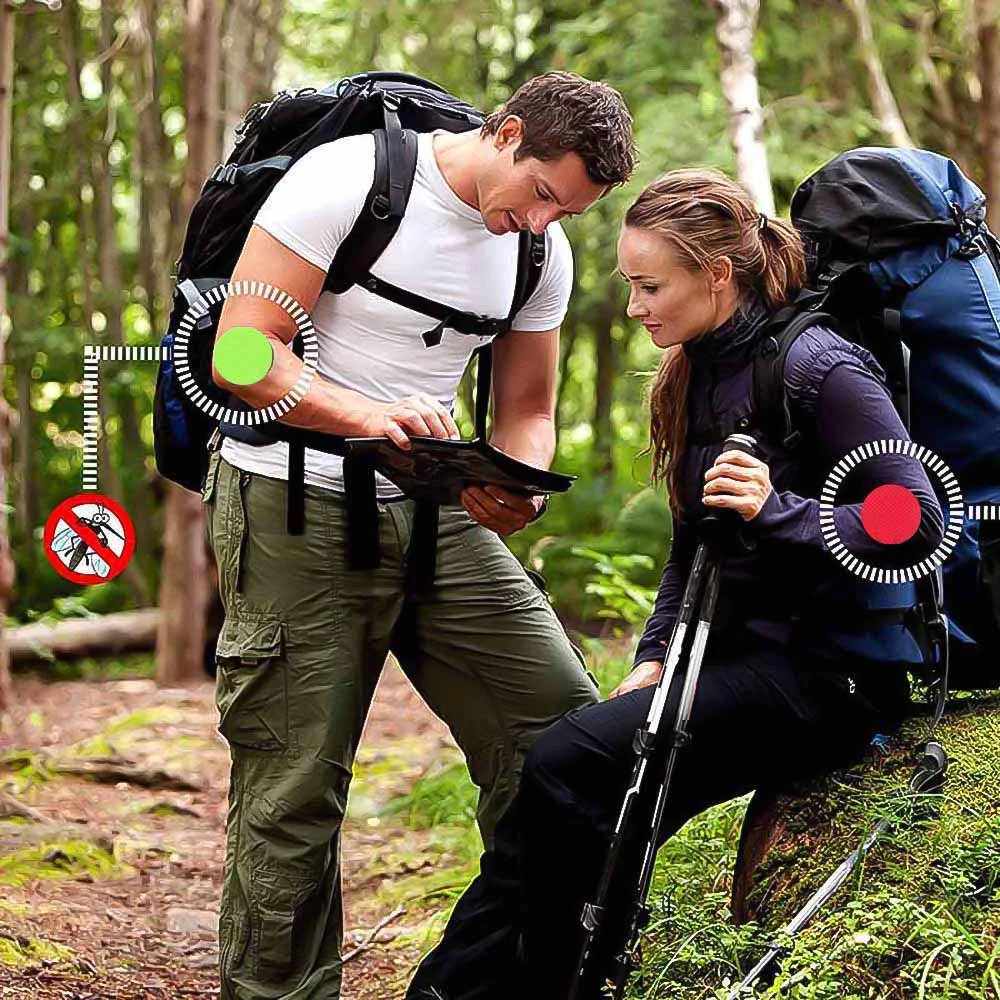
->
<box><xmin>701</xmin><ymin>433</ymin><xmax>760</xmax><ymax>543</ymax></box>
<box><xmin>721</xmin><ymin>432</ymin><xmax>759</xmax><ymax>457</ymax></box>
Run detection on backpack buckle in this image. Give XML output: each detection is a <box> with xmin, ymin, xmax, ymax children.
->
<box><xmin>381</xmin><ymin>90</ymin><xmax>402</xmax><ymax>112</ymax></box>
<box><xmin>481</xmin><ymin>318</ymin><xmax>506</xmax><ymax>339</ymax></box>
<box><xmin>371</xmin><ymin>192</ymin><xmax>391</xmax><ymax>220</ymax></box>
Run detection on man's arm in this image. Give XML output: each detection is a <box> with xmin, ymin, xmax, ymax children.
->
<box><xmin>213</xmin><ymin>226</ymin><xmax>458</xmax><ymax>447</ymax></box>
<box><xmin>460</xmin><ymin>326</ymin><xmax>559</xmax><ymax>534</ymax></box>
<box><xmin>489</xmin><ymin>325</ymin><xmax>560</xmax><ymax>467</ymax></box>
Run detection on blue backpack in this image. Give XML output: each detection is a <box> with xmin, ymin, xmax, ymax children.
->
<box><xmin>753</xmin><ymin>147</ymin><xmax>1000</xmax><ymax>693</ymax></box>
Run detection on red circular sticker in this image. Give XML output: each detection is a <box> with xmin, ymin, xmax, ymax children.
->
<box><xmin>44</xmin><ymin>494</ymin><xmax>136</xmax><ymax>585</ymax></box>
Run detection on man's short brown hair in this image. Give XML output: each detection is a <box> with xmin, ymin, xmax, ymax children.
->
<box><xmin>481</xmin><ymin>72</ymin><xmax>637</xmax><ymax>188</ymax></box>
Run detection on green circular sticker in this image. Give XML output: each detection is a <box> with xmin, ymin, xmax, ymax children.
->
<box><xmin>213</xmin><ymin>326</ymin><xmax>274</xmax><ymax>386</ymax></box>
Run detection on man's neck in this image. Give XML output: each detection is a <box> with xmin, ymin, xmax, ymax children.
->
<box><xmin>431</xmin><ymin>130</ymin><xmax>484</xmax><ymax>212</ymax></box>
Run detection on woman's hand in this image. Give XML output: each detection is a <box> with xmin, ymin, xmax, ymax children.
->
<box><xmin>609</xmin><ymin>660</ymin><xmax>663</xmax><ymax>699</ymax></box>
<box><xmin>703</xmin><ymin>449</ymin><xmax>773</xmax><ymax>521</ymax></box>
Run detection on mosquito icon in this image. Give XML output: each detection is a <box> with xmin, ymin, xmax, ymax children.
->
<box><xmin>50</xmin><ymin>506</ymin><xmax>125</xmax><ymax>578</ymax></box>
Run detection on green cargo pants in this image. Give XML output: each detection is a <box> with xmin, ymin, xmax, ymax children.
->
<box><xmin>204</xmin><ymin>454</ymin><xmax>598</xmax><ymax>1000</ymax></box>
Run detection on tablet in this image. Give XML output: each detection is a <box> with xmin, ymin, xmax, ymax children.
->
<box><xmin>344</xmin><ymin>437</ymin><xmax>575</xmax><ymax>506</ymax></box>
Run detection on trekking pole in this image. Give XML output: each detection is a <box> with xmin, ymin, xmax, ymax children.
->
<box><xmin>569</xmin><ymin>433</ymin><xmax>758</xmax><ymax>1000</ymax></box>
<box><xmin>725</xmin><ymin>741</ymin><xmax>947</xmax><ymax>999</ymax></box>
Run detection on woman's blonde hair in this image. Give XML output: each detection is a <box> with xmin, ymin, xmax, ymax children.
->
<box><xmin>625</xmin><ymin>169</ymin><xmax>807</xmax><ymax>516</ymax></box>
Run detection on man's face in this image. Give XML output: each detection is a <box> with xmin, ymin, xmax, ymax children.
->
<box><xmin>478</xmin><ymin>116</ymin><xmax>608</xmax><ymax>236</ymax></box>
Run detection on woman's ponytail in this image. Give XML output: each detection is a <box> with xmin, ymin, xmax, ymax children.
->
<box><xmin>757</xmin><ymin>214</ymin><xmax>807</xmax><ymax>309</ymax></box>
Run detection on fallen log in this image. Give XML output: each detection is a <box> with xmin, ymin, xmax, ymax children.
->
<box><xmin>728</xmin><ymin>698</ymin><xmax>1000</xmax><ymax>993</ymax></box>
<box><xmin>48</xmin><ymin>756</ymin><xmax>202</xmax><ymax>793</ymax></box>
<box><xmin>7</xmin><ymin>609</ymin><xmax>161</xmax><ymax>664</ymax></box>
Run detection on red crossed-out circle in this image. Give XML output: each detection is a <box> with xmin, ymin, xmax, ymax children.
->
<box><xmin>44</xmin><ymin>493</ymin><xmax>135</xmax><ymax>586</ymax></box>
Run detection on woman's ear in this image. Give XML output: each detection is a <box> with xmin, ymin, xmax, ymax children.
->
<box><xmin>707</xmin><ymin>256</ymin><xmax>733</xmax><ymax>293</ymax></box>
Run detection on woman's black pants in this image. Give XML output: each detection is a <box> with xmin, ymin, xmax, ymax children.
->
<box><xmin>406</xmin><ymin>638</ymin><xmax>911</xmax><ymax>1000</ymax></box>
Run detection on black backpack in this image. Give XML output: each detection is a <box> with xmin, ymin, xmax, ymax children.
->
<box><xmin>153</xmin><ymin>71</ymin><xmax>545</xmax><ymax>582</ymax></box>
<box><xmin>750</xmin><ymin>147</ymin><xmax>1000</xmax><ymax>698</ymax></box>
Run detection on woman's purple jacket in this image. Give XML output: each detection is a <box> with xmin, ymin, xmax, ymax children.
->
<box><xmin>633</xmin><ymin>302</ymin><xmax>945</xmax><ymax>670</ymax></box>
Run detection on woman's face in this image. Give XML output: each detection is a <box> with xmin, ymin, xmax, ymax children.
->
<box><xmin>617</xmin><ymin>225</ymin><xmax>735</xmax><ymax>349</ymax></box>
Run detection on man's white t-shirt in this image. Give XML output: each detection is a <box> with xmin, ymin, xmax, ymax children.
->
<box><xmin>221</xmin><ymin>131</ymin><xmax>574</xmax><ymax>496</ymax></box>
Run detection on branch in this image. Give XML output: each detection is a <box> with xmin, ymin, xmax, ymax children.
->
<box><xmin>343</xmin><ymin>906</ymin><xmax>406</xmax><ymax>963</ymax></box>
<box><xmin>843</xmin><ymin>0</ymin><xmax>914</xmax><ymax>147</ymax></box>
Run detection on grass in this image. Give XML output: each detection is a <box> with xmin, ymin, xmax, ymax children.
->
<box><xmin>44</xmin><ymin>652</ymin><xmax>157</xmax><ymax>683</ymax></box>
<box><xmin>373</xmin><ymin>646</ymin><xmax>999</xmax><ymax>1000</ymax></box>
<box><xmin>0</xmin><ymin>839</ymin><xmax>132</xmax><ymax>889</ymax></box>
<box><xmin>0</xmin><ymin>932</ymin><xmax>75</xmax><ymax>968</ymax></box>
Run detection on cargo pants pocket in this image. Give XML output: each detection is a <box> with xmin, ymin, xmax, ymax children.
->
<box><xmin>216</xmin><ymin>612</ymin><xmax>287</xmax><ymax>752</ymax></box>
<box><xmin>250</xmin><ymin>869</ymin><xmax>316</xmax><ymax>982</ymax></box>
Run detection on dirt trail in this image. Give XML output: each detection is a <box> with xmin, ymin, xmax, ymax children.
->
<box><xmin>0</xmin><ymin>663</ymin><xmax>455</xmax><ymax>999</ymax></box>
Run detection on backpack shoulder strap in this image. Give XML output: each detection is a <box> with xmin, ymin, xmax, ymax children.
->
<box><xmin>510</xmin><ymin>230</ymin><xmax>547</xmax><ymax>321</ymax></box>
<box><xmin>473</xmin><ymin>230</ymin><xmax>547</xmax><ymax>440</ymax></box>
<box><xmin>751</xmin><ymin>305</ymin><xmax>837</xmax><ymax>449</ymax></box>
<box><xmin>325</xmin><ymin>124</ymin><xmax>419</xmax><ymax>295</ymax></box>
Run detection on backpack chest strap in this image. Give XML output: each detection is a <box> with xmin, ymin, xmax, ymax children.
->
<box><xmin>357</xmin><ymin>272</ymin><xmax>512</xmax><ymax>347</ymax></box>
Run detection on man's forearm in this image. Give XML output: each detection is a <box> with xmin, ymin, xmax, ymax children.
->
<box><xmin>489</xmin><ymin>413</ymin><xmax>557</xmax><ymax>469</ymax></box>
<box><xmin>214</xmin><ymin>333</ymin><xmax>377</xmax><ymax>437</ymax></box>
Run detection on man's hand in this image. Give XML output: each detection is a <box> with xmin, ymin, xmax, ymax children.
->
<box><xmin>703</xmin><ymin>449</ymin><xmax>773</xmax><ymax>521</ymax></box>
<box><xmin>609</xmin><ymin>660</ymin><xmax>663</xmax><ymax>699</ymax></box>
<box><xmin>461</xmin><ymin>486</ymin><xmax>544</xmax><ymax>536</ymax></box>
<box><xmin>364</xmin><ymin>393</ymin><xmax>461</xmax><ymax>449</ymax></box>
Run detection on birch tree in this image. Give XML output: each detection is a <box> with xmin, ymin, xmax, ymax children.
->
<box><xmin>708</xmin><ymin>0</ymin><xmax>775</xmax><ymax>214</ymax></box>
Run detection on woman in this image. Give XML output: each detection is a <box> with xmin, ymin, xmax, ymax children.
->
<box><xmin>407</xmin><ymin>169</ymin><xmax>944</xmax><ymax>1000</ymax></box>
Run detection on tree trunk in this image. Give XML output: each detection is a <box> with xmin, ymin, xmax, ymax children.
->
<box><xmin>708</xmin><ymin>0</ymin><xmax>775</xmax><ymax>215</ymax></box>
<box><xmin>0</xmin><ymin>0</ymin><xmax>16</xmax><ymax>725</ymax></box>
<box><xmin>9</xmin><ymin>177</ymin><xmax>35</xmax><ymax>565</ymax></box>
<box><xmin>844</xmin><ymin>0</ymin><xmax>914</xmax><ymax>147</ymax></box>
<box><xmin>221</xmin><ymin>0</ymin><xmax>255</xmax><ymax>160</ymax></box>
<box><xmin>8</xmin><ymin>609</ymin><xmax>162</xmax><ymax>664</ymax></box>
<box><xmin>59</xmin><ymin>0</ymin><xmax>152</xmax><ymax>607</ymax></box>
<box><xmin>155</xmin><ymin>0</ymin><xmax>221</xmax><ymax>686</ymax></box>
<box><xmin>976</xmin><ymin>0</ymin><xmax>1000</xmax><ymax>223</ymax></box>
<box><xmin>554</xmin><ymin>318</ymin><xmax>580</xmax><ymax>454</ymax></box>
<box><xmin>134</xmin><ymin>0</ymin><xmax>169</xmax><ymax>336</ymax></box>
<box><xmin>180</xmin><ymin>0</ymin><xmax>221</xmax><ymax>214</ymax></box>
<box><xmin>95</xmin><ymin>0</ymin><xmax>157</xmax><ymax>581</ymax></box>
<box><xmin>593</xmin><ymin>289</ymin><xmax>618</xmax><ymax>477</ymax></box>
<box><xmin>221</xmin><ymin>1</ymin><xmax>285</xmax><ymax>164</ymax></box>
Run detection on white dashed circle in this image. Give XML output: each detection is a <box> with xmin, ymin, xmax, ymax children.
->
<box><xmin>819</xmin><ymin>439</ymin><xmax>964</xmax><ymax>584</ymax></box>
<box><xmin>172</xmin><ymin>279</ymin><xmax>318</xmax><ymax>425</ymax></box>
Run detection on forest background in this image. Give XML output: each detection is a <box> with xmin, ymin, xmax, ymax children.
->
<box><xmin>0</xmin><ymin>2</ymin><xmax>997</xmax><ymax>999</ymax></box>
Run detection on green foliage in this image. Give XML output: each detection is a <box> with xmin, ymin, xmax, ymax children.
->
<box><xmin>9</xmin><ymin>0</ymin><xmax>991</xmax><ymax>631</ymax></box>
<box><xmin>0</xmin><ymin>931</ymin><xmax>74</xmax><ymax>969</ymax></box>
<box><xmin>0</xmin><ymin>838</ymin><xmax>131</xmax><ymax>889</ymax></box>
<box><xmin>382</xmin><ymin>759</ymin><xmax>480</xmax><ymax>830</ymax></box>
<box><xmin>512</xmin><ymin>482</ymin><xmax>671</xmax><ymax>624</ymax></box>
<box><xmin>573</xmin><ymin>547</ymin><xmax>656</xmax><ymax>627</ymax></box>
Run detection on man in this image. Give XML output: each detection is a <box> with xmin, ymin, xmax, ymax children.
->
<box><xmin>205</xmin><ymin>71</ymin><xmax>636</xmax><ymax>999</ymax></box>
